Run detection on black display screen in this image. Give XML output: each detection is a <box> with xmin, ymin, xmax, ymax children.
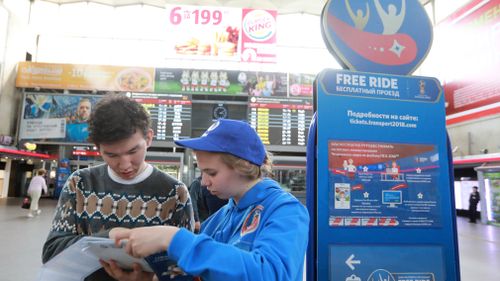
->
<box><xmin>248</xmin><ymin>97</ymin><xmax>313</xmax><ymax>146</ymax></box>
<box><xmin>132</xmin><ymin>93</ymin><xmax>192</xmax><ymax>141</ymax></box>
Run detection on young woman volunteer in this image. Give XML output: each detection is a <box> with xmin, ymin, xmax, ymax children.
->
<box><xmin>110</xmin><ymin>119</ymin><xmax>309</xmax><ymax>281</ymax></box>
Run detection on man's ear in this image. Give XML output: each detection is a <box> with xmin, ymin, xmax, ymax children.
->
<box><xmin>145</xmin><ymin>129</ymin><xmax>154</xmax><ymax>147</ymax></box>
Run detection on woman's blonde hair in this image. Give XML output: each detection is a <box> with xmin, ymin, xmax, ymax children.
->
<box><xmin>219</xmin><ymin>151</ymin><xmax>273</xmax><ymax>180</ymax></box>
<box><xmin>37</xmin><ymin>169</ymin><xmax>46</xmax><ymax>176</ymax></box>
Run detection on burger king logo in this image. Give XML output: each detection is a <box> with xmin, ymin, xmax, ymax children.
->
<box><xmin>242</xmin><ymin>10</ymin><xmax>276</xmax><ymax>42</ymax></box>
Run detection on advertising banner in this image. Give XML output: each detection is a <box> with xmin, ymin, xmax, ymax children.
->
<box><xmin>20</xmin><ymin>93</ymin><xmax>102</xmax><ymax>144</ymax></box>
<box><xmin>240</xmin><ymin>9</ymin><xmax>277</xmax><ymax>63</ymax></box>
<box><xmin>154</xmin><ymin>68</ymin><xmax>287</xmax><ymax>96</ymax></box>
<box><xmin>17</xmin><ymin>62</ymin><xmax>316</xmax><ymax>99</ymax></box>
<box><xmin>437</xmin><ymin>0</ymin><xmax>500</xmax><ymax>118</ymax></box>
<box><xmin>289</xmin><ymin>73</ymin><xmax>314</xmax><ymax>97</ymax></box>
<box><xmin>165</xmin><ymin>5</ymin><xmax>277</xmax><ymax>63</ymax></box>
<box><xmin>484</xmin><ymin>172</ymin><xmax>500</xmax><ymax>225</ymax></box>
<box><xmin>165</xmin><ymin>4</ymin><xmax>242</xmax><ymax>61</ymax></box>
<box><xmin>16</xmin><ymin>62</ymin><xmax>155</xmax><ymax>92</ymax></box>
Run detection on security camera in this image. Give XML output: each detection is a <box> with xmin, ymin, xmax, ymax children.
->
<box><xmin>480</xmin><ymin>148</ymin><xmax>489</xmax><ymax>154</ymax></box>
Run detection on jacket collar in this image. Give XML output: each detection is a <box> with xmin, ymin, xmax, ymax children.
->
<box><xmin>232</xmin><ymin>178</ymin><xmax>279</xmax><ymax>210</ymax></box>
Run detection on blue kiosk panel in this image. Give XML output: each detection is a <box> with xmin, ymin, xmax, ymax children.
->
<box><xmin>313</xmin><ymin>69</ymin><xmax>460</xmax><ymax>281</ymax></box>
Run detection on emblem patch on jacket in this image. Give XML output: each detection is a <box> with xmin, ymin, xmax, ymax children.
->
<box><xmin>241</xmin><ymin>205</ymin><xmax>264</xmax><ymax>236</ymax></box>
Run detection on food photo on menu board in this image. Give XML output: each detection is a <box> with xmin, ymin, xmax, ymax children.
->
<box><xmin>154</xmin><ymin>68</ymin><xmax>287</xmax><ymax>97</ymax></box>
<box><xmin>19</xmin><ymin>93</ymin><xmax>102</xmax><ymax>144</ymax></box>
<box><xmin>114</xmin><ymin>67</ymin><xmax>154</xmax><ymax>92</ymax></box>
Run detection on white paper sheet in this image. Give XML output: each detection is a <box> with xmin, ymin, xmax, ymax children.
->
<box><xmin>35</xmin><ymin>237</ymin><xmax>149</xmax><ymax>281</ymax></box>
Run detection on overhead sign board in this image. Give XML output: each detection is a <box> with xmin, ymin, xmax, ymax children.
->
<box><xmin>165</xmin><ymin>5</ymin><xmax>277</xmax><ymax>63</ymax></box>
<box><xmin>16</xmin><ymin>62</ymin><xmax>154</xmax><ymax>92</ymax></box>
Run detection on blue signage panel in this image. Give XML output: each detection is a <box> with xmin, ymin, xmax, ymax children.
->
<box><xmin>330</xmin><ymin>245</ymin><xmax>444</xmax><ymax>281</ymax></box>
<box><xmin>328</xmin><ymin>140</ymin><xmax>441</xmax><ymax>228</ymax></box>
<box><xmin>314</xmin><ymin>69</ymin><xmax>459</xmax><ymax>281</ymax></box>
<box><xmin>321</xmin><ymin>0</ymin><xmax>433</xmax><ymax>75</ymax></box>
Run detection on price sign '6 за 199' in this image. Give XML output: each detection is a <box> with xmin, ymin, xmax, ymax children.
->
<box><xmin>166</xmin><ymin>5</ymin><xmax>241</xmax><ymax>60</ymax></box>
<box><xmin>169</xmin><ymin>6</ymin><xmax>223</xmax><ymax>25</ymax></box>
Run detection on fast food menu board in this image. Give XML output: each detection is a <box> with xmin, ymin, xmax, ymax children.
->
<box><xmin>248</xmin><ymin>97</ymin><xmax>313</xmax><ymax>146</ymax></box>
<box><xmin>131</xmin><ymin>93</ymin><xmax>192</xmax><ymax>142</ymax></box>
<box><xmin>166</xmin><ymin>4</ymin><xmax>242</xmax><ymax>61</ymax></box>
<box><xmin>165</xmin><ymin>5</ymin><xmax>278</xmax><ymax>63</ymax></box>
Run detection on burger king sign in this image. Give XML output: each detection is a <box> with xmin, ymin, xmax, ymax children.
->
<box><xmin>241</xmin><ymin>9</ymin><xmax>278</xmax><ymax>63</ymax></box>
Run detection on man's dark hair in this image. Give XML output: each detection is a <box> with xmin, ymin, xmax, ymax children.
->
<box><xmin>88</xmin><ymin>94</ymin><xmax>150</xmax><ymax>145</ymax></box>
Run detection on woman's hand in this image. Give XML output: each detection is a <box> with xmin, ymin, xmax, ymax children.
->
<box><xmin>109</xmin><ymin>227</ymin><xmax>130</xmax><ymax>239</ymax></box>
<box><xmin>111</xmin><ymin>226</ymin><xmax>180</xmax><ymax>258</ymax></box>
<box><xmin>100</xmin><ymin>259</ymin><xmax>154</xmax><ymax>281</ymax></box>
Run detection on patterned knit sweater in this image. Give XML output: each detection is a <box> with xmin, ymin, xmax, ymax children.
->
<box><xmin>42</xmin><ymin>164</ymin><xmax>194</xmax><ymax>280</ymax></box>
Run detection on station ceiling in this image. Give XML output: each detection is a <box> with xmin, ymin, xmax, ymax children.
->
<box><xmin>40</xmin><ymin>0</ymin><xmax>432</xmax><ymax>16</ymax></box>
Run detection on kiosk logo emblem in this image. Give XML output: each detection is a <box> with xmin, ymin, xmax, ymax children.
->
<box><xmin>321</xmin><ymin>0</ymin><xmax>433</xmax><ymax>75</ymax></box>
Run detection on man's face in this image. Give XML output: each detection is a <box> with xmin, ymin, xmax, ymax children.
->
<box><xmin>77</xmin><ymin>101</ymin><xmax>91</xmax><ymax>121</ymax></box>
<box><xmin>99</xmin><ymin>129</ymin><xmax>153</xmax><ymax>180</ymax></box>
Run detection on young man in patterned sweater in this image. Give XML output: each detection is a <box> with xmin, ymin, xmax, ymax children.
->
<box><xmin>42</xmin><ymin>94</ymin><xmax>194</xmax><ymax>281</ymax></box>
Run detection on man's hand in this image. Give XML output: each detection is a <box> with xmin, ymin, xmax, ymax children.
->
<box><xmin>100</xmin><ymin>260</ymin><xmax>154</xmax><ymax>281</ymax></box>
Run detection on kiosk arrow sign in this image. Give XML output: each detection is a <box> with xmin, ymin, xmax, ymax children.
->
<box><xmin>346</xmin><ymin>254</ymin><xmax>360</xmax><ymax>270</ymax></box>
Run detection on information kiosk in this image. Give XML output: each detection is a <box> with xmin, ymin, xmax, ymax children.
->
<box><xmin>306</xmin><ymin>1</ymin><xmax>461</xmax><ymax>281</ymax></box>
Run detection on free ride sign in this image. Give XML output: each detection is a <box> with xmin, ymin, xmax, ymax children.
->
<box><xmin>307</xmin><ymin>2</ymin><xmax>460</xmax><ymax>281</ymax></box>
<box><xmin>310</xmin><ymin>69</ymin><xmax>460</xmax><ymax>281</ymax></box>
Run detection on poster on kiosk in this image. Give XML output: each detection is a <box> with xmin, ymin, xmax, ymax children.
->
<box><xmin>306</xmin><ymin>1</ymin><xmax>460</xmax><ymax>281</ymax></box>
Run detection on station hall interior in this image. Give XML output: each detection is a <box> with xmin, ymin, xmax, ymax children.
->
<box><xmin>0</xmin><ymin>0</ymin><xmax>499</xmax><ymax>281</ymax></box>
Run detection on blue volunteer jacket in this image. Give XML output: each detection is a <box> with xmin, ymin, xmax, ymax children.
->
<box><xmin>168</xmin><ymin>178</ymin><xmax>309</xmax><ymax>281</ymax></box>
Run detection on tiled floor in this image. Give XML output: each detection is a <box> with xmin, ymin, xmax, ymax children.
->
<box><xmin>0</xmin><ymin>197</ymin><xmax>498</xmax><ymax>281</ymax></box>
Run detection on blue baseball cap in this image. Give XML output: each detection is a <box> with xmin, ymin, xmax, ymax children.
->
<box><xmin>175</xmin><ymin>119</ymin><xmax>266</xmax><ymax>166</ymax></box>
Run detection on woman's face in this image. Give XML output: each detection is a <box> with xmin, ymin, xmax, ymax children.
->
<box><xmin>196</xmin><ymin>151</ymin><xmax>247</xmax><ymax>201</ymax></box>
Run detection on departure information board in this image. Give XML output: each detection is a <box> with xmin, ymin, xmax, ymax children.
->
<box><xmin>132</xmin><ymin>93</ymin><xmax>192</xmax><ymax>141</ymax></box>
<box><xmin>248</xmin><ymin>97</ymin><xmax>313</xmax><ymax>146</ymax></box>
